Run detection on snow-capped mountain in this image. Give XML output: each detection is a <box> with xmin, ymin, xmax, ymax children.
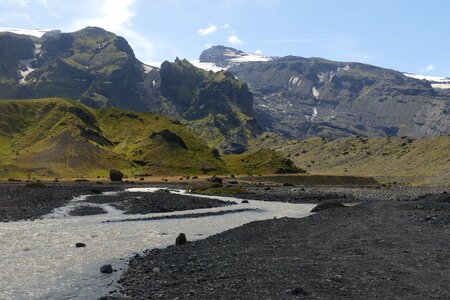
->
<box><xmin>0</xmin><ymin>28</ymin><xmax>54</xmax><ymax>38</ymax></box>
<box><xmin>197</xmin><ymin>45</ymin><xmax>274</xmax><ymax>70</ymax></box>
<box><xmin>404</xmin><ymin>73</ymin><xmax>450</xmax><ymax>89</ymax></box>
<box><xmin>199</xmin><ymin>46</ymin><xmax>450</xmax><ymax>139</ymax></box>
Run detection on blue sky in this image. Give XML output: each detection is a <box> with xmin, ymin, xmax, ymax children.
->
<box><xmin>1</xmin><ymin>0</ymin><xmax>449</xmax><ymax>76</ymax></box>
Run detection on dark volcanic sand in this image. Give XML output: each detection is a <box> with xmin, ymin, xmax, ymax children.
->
<box><xmin>69</xmin><ymin>205</ymin><xmax>108</xmax><ymax>216</ymax></box>
<box><xmin>87</xmin><ymin>190</ymin><xmax>236</xmax><ymax>214</ymax></box>
<box><xmin>109</xmin><ymin>189</ymin><xmax>450</xmax><ymax>300</ymax></box>
<box><xmin>0</xmin><ymin>183</ymin><xmax>127</xmax><ymax>222</ymax></box>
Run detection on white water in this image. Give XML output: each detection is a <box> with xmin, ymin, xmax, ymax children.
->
<box><xmin>0</xmin><ymin>188</ymin><xmax>315</xmax><ymax>299</ymax></box>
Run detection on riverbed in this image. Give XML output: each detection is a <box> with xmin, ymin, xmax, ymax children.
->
<box><xmin>0</xmin><ymin>187</ymin><xmax>315</xmax><ymax>299</ymax></box>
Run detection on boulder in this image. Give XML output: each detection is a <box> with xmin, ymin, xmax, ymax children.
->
<box><xmin>311</xmin><ymin>202</ymin><xmax>346</xmax><ymax>212</ymax></box>
<box><xmin>290</xmin><ymin>286</ymin><xmax>309</xmax><ymax>296</ymax></box>
<box><xmin>241</xmin><ymin>200</ymin><xmax>249</xmax><ymax>204</ymax></box>
<box><xmin>175</xmin><ymin>233</ymin><xmax>187</xmax><ymax>246</ymax></box>
<box><xmin>100</xmin><ymin>264</ymin><xmax>113</xmax><ymax>274</ymax></box>
<box><xmin>210</xmin><ymin>175</ymin><xmax>223</xmax><ymax>184</ymax></box>
<box><xmin>109</xmin><ymin>169</ymin><xmax>124</xmax><ymax>182</ymax></box>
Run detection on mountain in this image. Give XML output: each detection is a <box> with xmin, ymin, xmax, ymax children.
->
<box><xmin>0</xmin><ymin>27</ymin><xmax>160</xmax><ymax>111</ymax></box>
<box><xmin>0</xmin><ymin>98</ymin><xmax>295</xmax><ymax>178</ymax></box>
<box><xmin>199</xmin><ymin>46</ymin><xmax>450</xmax><ymax>139</ymax></box>
<box><xmin>0</xmin><ymin>28</ymin><xmax>259</xmax><ymax>152</ymax></box>
<box><xmin>197</xmin><ymin>45</ymin><xmax>273</xmax><ymax>69</ymax></box>
<box><xmin>159</xmin><ymin>58</ymin><xmax>260</xmax><ymax>154</ymax></box>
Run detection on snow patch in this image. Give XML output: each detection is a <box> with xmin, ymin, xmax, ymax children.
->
<box><xmin>142</xmin><ymin>64</ymin><xmax>154</xmax><ymax>74</ymax></box>
<box><xmin>228</xmin><ymin>53</ymin><xmax>272</xmax><ymax>63</ymax></box>
<box><xmin>312</xmin><ymin>86</ymin><xmax>320</xmax><ymax>99</ymax></box>
<box><xmin>431</xmin><ymin>83</ymin><xmax>450</xmax><ymax>89</ymax></box>
<box><xmin>144</xmin><ymin>61</ymin><xmax>162</xmax><ymax>69</ymax></box>
<box><xmin>191</xmin><ymin>60</ymin><xmax>225</xmax><ymax>72</ymax></box>
<box><xmin>318</xmin><ymin>71</ymin><xmax>336</xmax><ymax>83</ymax></box>
<box><xmin>289</xmin><ymin>76</ymin><xmax>302</xmax><ymax>87</ymax></box>
<box><xmin>338</xmin><ymin>65</ymin><xmax>350</xmax><ymax>72</ymax></box>
<box><xmin>404</xmin><ymin>73</ymin><xmax>450</xmax><ymax>89</ymax></box>
<box><xmin>0</xmin><ymin>28</ymin><xmax>53</xmax><ymax>38</ymax></box>
<box><xmin>404</xmin><ymin>73</ymin><xmax>450</xmax><ymax>82</ymax></box>
<box><xmin>19</xmin><ymin>59</ymin><xmax>35</xmax><ymax>85</ymax></box>
<box><xmin>311</xmin><ymin>107</ymin><xmax>318</xmax><ymax>122</ymax></box>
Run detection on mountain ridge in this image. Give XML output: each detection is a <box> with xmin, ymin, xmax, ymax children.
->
<box><xmin>199</xmin><ymin>46</ymin><xmax>450</xmax><ymax>139</ymax></box>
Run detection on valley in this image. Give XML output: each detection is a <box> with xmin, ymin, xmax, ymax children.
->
<box><xmin>0</xmin><ymin>16</ymin><xmax>449</xmax><ymax>300</ymax></box>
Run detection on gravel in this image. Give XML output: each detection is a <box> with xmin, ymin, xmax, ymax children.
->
<box><xmin>106</xmin><ymin>187</ymin><xmax>450</xmax><ymax>300</ymax></box>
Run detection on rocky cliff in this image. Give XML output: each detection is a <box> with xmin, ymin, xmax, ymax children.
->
<box><xmin>0</xmin><ymin>27</ymin><xmax>160</xmax><ymax>111</ymax></box>
<box><xmin>159</xmin><ymin>58</ymin><xmax>260</xmax><ymax>153</ymax></box>
<box><xmin>200</xmin><ymin>46</ymin><xmax>450</xmax><ymax>139</ymax></box>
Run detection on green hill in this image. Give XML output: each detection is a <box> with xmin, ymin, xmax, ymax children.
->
<box><xmin>255</xmin><ymin>134</ymin><xmax>450</xmax><ymax>185</ymax></box>
<box><xmin>0</xmin><ymin>98</ymin><xmax>294</xmax><ymax>178</ymax></box>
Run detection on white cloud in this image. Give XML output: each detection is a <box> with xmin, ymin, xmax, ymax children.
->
<box><xmin>69</xmin><ymin>0</ymin><xmax>155</xmax><ymax>60</ymax></box>
<box><xmin>254</xmin><ymin>49</ymin><xmax>263</xmax><ymax>55</ymax></box>
<box><xmin>198</xmin><ymin>24</ymin><xmax>217</xmax><ymax>36</ymax></box>
<box><xmin>228</xmin><ymin>35</ymin><xmax>243</xmax><ymax>45</ymax></box>
<box><xmin>420</xmin><ymin>64</ymin><xmax>435</xmax><ymax>72</ymax></box>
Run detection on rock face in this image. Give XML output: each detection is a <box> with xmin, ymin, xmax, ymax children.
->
<box><xmin>199</xmin><ymin>45</ymin><xmax>246</xmax><ymax>68</ymax></box>
<box><xmin>175</xmin><ymin>233</ymin><xmax>187</xmax><ymax>246</ymax></box>
<box><xmin>149</xmin><ymin>130</ymin><xmax>187</xmax><ymax>150</ymax></box>
<box><xmin>159</xmin><ymin>58</ymin><xmax>261</xmax><ymax>153</ymax></box>
<box><xmin>199</xmin><ymin>46</ymin><xmax>450</xmax><ymax>139</ymax></box>
<box><xmin>0</xmin><ymin>27</ymin><xmax>161</xmax><ymax>111</ymax></box>
<box><xmin>0</xmin><ymin>31</ymin><xmax>261</xmax><ymax>152</ymax></box>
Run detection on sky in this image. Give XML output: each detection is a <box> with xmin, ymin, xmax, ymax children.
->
<box><xmin>1</xmin><ymin>0</ymin><xmax>449</xmax><ymax>76</ymax></box>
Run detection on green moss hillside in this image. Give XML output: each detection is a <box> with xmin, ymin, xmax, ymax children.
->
<box><xmin>0</xmin><ymin>98</ymin><xmax>226</xmax><ymax>178</ymax></box>
<box><xmin>0</xmin><ymin>98</ymin><xmax>296</xmax><ymax>178</ymax></box>
<box><xmin>255</xmin><ymin>134</ymin><xmax>450</xmax><ymax>185</ymax></box>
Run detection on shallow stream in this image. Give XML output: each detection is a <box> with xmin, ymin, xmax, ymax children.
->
<box><xmin>0</xmin><ymin>187</ymin><xmax>315</xmax><ymax>299</ymax></box>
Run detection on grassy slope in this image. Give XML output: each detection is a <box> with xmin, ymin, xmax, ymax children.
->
<box><xmin>254</xmin><ymin>134</ymin><xmax>450</xmax><ymax>185</ymax></box>
<box><xmin>0</xmin><ymin>98</ymin><xmax>225</xmax><ymax>178</ymax></box>
<box><xmin>222</xmin><ymin>148</ymin><xmax>301</xmax><ymax>176</ymax></box>
<box><xmin>0</xmin><ymin>98</ymin><xmax>294</xmax><ymax>178</ymax></box>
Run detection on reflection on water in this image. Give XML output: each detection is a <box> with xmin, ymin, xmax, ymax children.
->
<box><xmin>0</xmin><ymin>188</ymin><xmax>315</xmax><ymax>299</ymax></box>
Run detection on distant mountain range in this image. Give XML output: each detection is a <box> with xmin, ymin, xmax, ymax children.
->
<box><xmin>198</xmin><ymin>45</ymin><xmax>450</xmax><ymax>139</ymax></box>
<box><xmin>1</xmin><ymin>27</ymin><xmax>449</xmax><ymax>146</ymax></box>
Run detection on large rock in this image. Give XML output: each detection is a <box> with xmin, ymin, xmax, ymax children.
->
<box><xmin>175</xmin><ymin>233</ymin><xmax>187</xmax><ymax>246</ymax></box>
<box><xmin>311</xmin><ymin>202</ymin><xmax>346</xmax><ymax>212</ymax></box>
<box><xmin>100</xmin><ymin>264</ymin><xmax>113</xmax><ymax>273</ymax></box>
<box><xmin>109</xmin><ymin>169</ymin><xmax>124</xmax><ymax>182</ymax></box>
<box><xmin>209</xmin><ymin>175</ymin><xmax>223</xmax><ymax>184</ymax></box>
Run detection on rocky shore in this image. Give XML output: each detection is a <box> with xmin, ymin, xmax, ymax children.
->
<box><xmin>106</xmin><ymin>187</ymin><xmax>450</xmax><ymax>299</ymax></box>
<box><xmin>0</xmin><ymin>183</ymin><xmax>128</xmax><ymax>222</ymax></box>
<box><xmin>1</xmin><ymin>182</ymin><xmax>448</xmax><ymax>299</ymax></box>
<box><xmin>87</xmin><ymin>189</ymin><xmax>236</xmax><ymax>214</ymax></box>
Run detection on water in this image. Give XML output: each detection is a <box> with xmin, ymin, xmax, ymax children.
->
<box><xmin>0</xmin><ymin>188</ymin><xmax>315</xmax><ymax>299</ymax></box>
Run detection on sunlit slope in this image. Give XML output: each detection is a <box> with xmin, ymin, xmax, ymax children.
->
<box><xmin>257</xmin><ymin>134</ymin><xmax>450</xmax><ymax>185</ymax></box>
<box><xmin>0</xmin><ymin>98</ymin><xmax>225</xmax><ymax>177</ymax></box>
